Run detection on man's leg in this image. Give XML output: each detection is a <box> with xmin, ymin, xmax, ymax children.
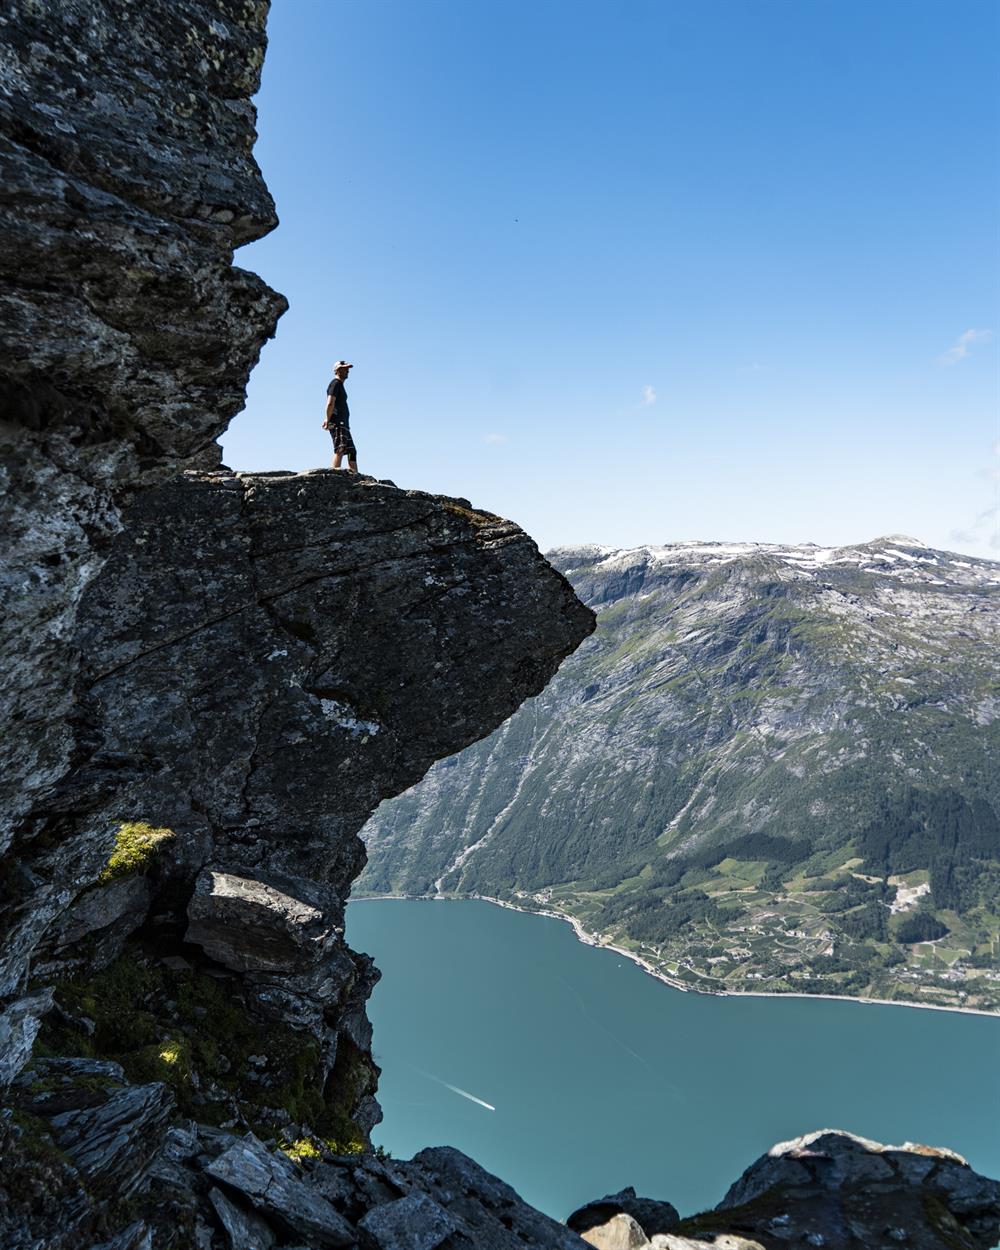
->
<box><xmin>332</xmin><ymin>452</ymin><xmax>343</xmax><ymax>468</ymax></box>
<box><xmin>347</xmin><ymin>456</ymin><xmax>358</xmax><ymax>474</ymax></box>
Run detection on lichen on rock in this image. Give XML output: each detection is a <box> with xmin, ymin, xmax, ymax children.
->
<box><xmin>2</xmin><ymin>2</ymin><xmax>998</xmax><ymax>1249</ymax></box>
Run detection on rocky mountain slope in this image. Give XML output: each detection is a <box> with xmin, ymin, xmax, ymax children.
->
<box><xmin>361</xmin><ymin>539</ymin><xmax>1000</xmax><ymax>1010</ymax></box>
<box><xmin>3</xmin><ymin>3</ymin><xmax>998</xmax><ymax>1247</ymax></box>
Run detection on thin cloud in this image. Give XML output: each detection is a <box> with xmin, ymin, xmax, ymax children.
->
<box><xmin>483</xmin><ymin>432</ymin><xmax>508</xmax><ymax>445</ymax></box>
<box><xmin>950</xmin><ymin>440</ymin><xmax>1000</xmax><ymax>552</ymax></box>
<box><xmin>938</xmin><ymin>328</ymin><xmax>992</xmax><ymax>365</ymax></box>
<box><xmin>640</xmin><ymin>385</ymin><xmax>656</xmax><ymax>406</ymax></box>
<box><xmin>950</xmin><ymin>508</ymin><xmax>1000</xmax><ymax>552</ymax></box>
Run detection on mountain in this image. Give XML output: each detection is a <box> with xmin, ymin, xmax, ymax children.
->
<box><xmin>359</xmin><ymin>536</ymin><xmax>1000</xmax><ymax>1011</ymax></box>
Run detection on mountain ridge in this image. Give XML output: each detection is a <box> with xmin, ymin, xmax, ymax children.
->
<box><xmin>360</xmin><ymin>535</ymin><xmax>1000</xmax><ymax>1012</ymax></box>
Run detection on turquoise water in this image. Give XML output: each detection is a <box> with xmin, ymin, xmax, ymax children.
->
<box><xmin>346</xmin><ymin>898</ymin><xmax>1000</xmax><ymax>1221</ymax></box>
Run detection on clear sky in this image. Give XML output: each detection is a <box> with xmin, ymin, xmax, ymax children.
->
<box><xmin>223</xmin><ymin>0</ymin><xmax>999</xmax><ymax>560</ymax></box>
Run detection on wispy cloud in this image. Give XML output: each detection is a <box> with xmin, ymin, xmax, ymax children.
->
<box><xmin>640</xmin><ymin>384</ymin><xmax>656</xmax><ymax>406</ymax></box>
<box><xmin>482</xmin><ymin>432</ymin><xmax>508</xmax><ymax>445</ymax></box>
<box><xmin>950</xmin><ymin>508</ymin><xmax>999</xmax><ymax>551</ymax></box>
<box><xmin>938</xmin><ymin>328</ymin><xmax>992</xmax><ymax>365</ymax></box>
<box><xmin>951</xmin><ymin>443</ymin><xmax>1000</xmax><ymax>551</ymax></box>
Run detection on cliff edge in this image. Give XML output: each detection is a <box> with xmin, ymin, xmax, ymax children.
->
<box><xmin>2</xmin><ymin>4</ymin><xmax>997</xmax><ymax>1249</ymax></box>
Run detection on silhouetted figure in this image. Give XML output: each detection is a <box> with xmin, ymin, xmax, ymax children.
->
<box><xmin>324</xmin><ymin>359</ymin><xmax>357</xmax><ymax>472</ymax></box>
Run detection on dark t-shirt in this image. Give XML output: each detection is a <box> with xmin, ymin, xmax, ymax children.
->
<box><xmin>326</xmin><ymin>378</ymin><xmax>350</xmax><ymax>424</ymax></box>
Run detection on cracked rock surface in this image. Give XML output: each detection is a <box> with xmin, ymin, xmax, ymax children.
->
<box><xmin>1</xmin><ymin>465</ymin><xmax>593</xmax><ymax>1246</ymax></box>
<box><xmin>3</xmin><ymin>2</ymin><xmax>999</xmax><ymax>1249</ymax></box>
<box><xmin>0</xmin><ymin>0</ymin><xmax>287</xmax><ymax>854</ymax></box>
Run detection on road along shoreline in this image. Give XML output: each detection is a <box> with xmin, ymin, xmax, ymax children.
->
<box><xmin>350</xmin><ymin>892</ymin><xmax>1000</xmax><ymax>1021</ymax></box>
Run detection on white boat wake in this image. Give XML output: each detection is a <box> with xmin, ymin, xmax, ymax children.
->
<box><xmin>412</xmin><ymin>1065</ymin><xmax>496</xmax><ymax>1111</ymax></box>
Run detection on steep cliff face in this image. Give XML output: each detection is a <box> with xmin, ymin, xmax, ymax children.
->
<box><xmin>0</xmin><ymin>1</ymin><xmax>593</xmax><ymax>1241</ymax></box>
<box><xmin>1</xmin><ymin>465</ymin><xmax>592</xmax><ymax>1246</ymax></box>
<box><xmin>0</xmin><ymin>0</ymin><xmax>287</xmax><ymax>850</ymax></box>
<box><xmin>3</xmin><ymin>4</ymin><xmax>998</xmax><ymax>1249</ymax></box>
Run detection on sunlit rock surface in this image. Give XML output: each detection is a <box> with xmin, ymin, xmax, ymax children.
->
<box><xmin>2</xmin><ymin>1</ymin><xmax>998</xmax><ymax>1248</ymax></box>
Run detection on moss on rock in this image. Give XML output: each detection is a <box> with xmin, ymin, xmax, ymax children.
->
<box><xmin>39</xmin><ymin>947</ymin><xmax>371</xmax><ymax>1144</ymax></box>
<box><xmin>99</xmin><ymin>822</ymin><xmax>175</xmax><ymax>884</ymax></box>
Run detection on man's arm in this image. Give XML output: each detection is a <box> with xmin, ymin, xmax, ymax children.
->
<box><xmin>323</xmin><ymin>389</ymin><xmax>335</xmax><ymax>427</ymax></box>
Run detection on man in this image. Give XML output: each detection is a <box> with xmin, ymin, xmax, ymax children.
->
<box><xmin>323</xmin><ymin>360</ymin><xmax>358</xmax><ymax>472</ymax></box>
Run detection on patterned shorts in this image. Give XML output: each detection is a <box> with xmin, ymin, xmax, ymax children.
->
<box><xmin>329</xmin><ymin>423</ymin><xmax>356</xmax><ymax>457</ymax></box>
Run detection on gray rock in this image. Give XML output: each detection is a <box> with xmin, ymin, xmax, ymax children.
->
<box><xmin>209</xmin><ymin>1186</ymin><xmax>277</xmax><ymax>1250</ymax></box>
<box><xmin>568</xmin><ymin>1186</ymin><xmax>680</xmax><ymax>1237</ymax></box>
<box><xmin>205</xmin><ymin>1133</ymin><xmax>356</xmax><ymax>1248</ymax></box>
<box><xmin>689</xmin><ymin>1129</ymin><xmax>1000</xmax><ymax>1250</ymax></box>
<box><xmin>0</xmin><ymin>988</ymin><xmax>53</xmax><ymax>1086</ymax></box>
<box><xmin>0</xmin><ymin>3</ymin><xmax>596</xmax><ymax>1250</ymax></box>
<box><xmin>68</xmin><ymin>466</ymin><xmax>593</xmax><ymax>1122</ymax></box>
<box><xmin>48</xmin><ymin>1081</ymin><xmax>174</xmax><ymax>1195</ymax></box>
<box><xmin>0</xmin><ymin>0</ymin><xmax>286</xmax><ymax>898</ymax></box>
<box><xmin>650</xmin><ymin>1238</ymin><xmax>765</xmax><ymax>1250</ymax></box>
<box><xmin>53</xmin><ymin>876</ymin><xmax>152</xmax><ymax>950</ymax></box>
<box><xmin>580</xmin><ymin>1213</ymin><xmax>650</xmax><ymax>1249</ymax></box>
<box><xmin>406</xmin><ymin>1146</ymin><xmax>588</xmax><ymax>1249</ymax></box>
<box><xmin>185</xmin><ymin>870</ymin><xmax>335</xmax><ymax>974</ymax></box>
<box><xmin>358</xmin><ymin>1192</ymin><xmax>459</xmax><ymax>1249</ymax></box>
<box><xmin>88</xmin><ymin>1223</ymin><xmax>153</xmax><ymax>1250</ymax></box>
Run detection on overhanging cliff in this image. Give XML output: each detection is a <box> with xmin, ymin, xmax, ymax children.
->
<box><xmin>2</xmin><ymin>3</ymin><xmax>998</xmax><ymax>1249</ymax></box>
<box><xmin>0</xmin><ymin>1</ymin><xmax>594</xmax><ymax>1241</ymax></box>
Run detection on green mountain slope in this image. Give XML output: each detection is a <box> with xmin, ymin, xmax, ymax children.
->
<box><xmin>359</xmin><ymin>537</ymin><xmax>1000</xmax><ymax>1010</ymax></box>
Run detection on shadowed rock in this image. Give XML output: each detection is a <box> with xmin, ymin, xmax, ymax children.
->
<box><xmin>569</xmin><ymin>1186</ymin><xmax>680</xmax><ymax>1239</ymax></box>
<box><xmin>206</xmin><ymin>1133</ymin><xmax>356</xmax><ymax>1248</ymax></box>
<box><xmin>677</xmin><ymin>1129</ymin><xmax>1000</xmax><ymax>1250</ymax></box>
<box><xmin>0</xmin><ymin>0</ymin><xmax>287</xmax><ymax>865</ymax></box>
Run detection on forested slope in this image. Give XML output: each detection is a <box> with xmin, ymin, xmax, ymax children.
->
<box><xmin>360</xmin><ymin>538</ymin><xmax>1000</xmax><ymax>1009</ymax></box>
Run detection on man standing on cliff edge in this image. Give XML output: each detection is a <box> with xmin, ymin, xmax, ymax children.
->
<box><xmin>324</xmin><ymin>360</ymin><xmax>358</xmax><ymax>472</ymax></box>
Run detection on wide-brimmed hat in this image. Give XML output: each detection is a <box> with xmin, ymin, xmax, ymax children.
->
<box><xmin>333</xmin><ymin>360</ymin><xmax>353</xmax><ymax>370</ymax></box>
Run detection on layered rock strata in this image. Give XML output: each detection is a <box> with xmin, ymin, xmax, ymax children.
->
<box><xmin>1</xmin><ymin>467</ymin><xmax>594</xmax><ymax>1245</ymax></box>
<box><xmin>0</xmin><ymin>0</ymin><xmax>287</xmax><ymax>852</ymax></box>
<box><xmin>0</xmin><ymin>0</ymin><xmax>597</xmax><ymax>1240</ymax></box>
<box><xmin>3</xmin><ymin>2</ymin><xmax>999</xmax><ymax>1249</ymax></box>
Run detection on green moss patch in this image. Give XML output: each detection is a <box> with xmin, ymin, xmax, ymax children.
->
<box><xmin>441</xmin><ymin>500</ymin><xmax>494</xmax><ymax>527</ymax></box>
<box><xmin>99</xmin><ymin>822</ymin><xmax>175</xmax><ymax>884</ymax></box>
<box><xmin>39</xmin><ymin>949</ymin><xmax>370</xmax><ymax>1144</ymax></box>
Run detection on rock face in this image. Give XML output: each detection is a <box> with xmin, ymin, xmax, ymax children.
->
<box><xmin>3</xmin><ymin>4</ymin><xmax>999</xmax><ymax>1250</ymax></box>
<box><xmin>0</xmin><ymin>0</ymin><xmax>598</xmax><ymax>1242</ymax></box>
<box><xmin>571</xmin><ymin>1131</ymin><xmax>1000</xmax><ymax>1250</ymax></box>
<box><xmin>678</xmin><ymin>1129</ymin><xmax>1000</xmax><ymax>1250</ymax></box>
<box><xmin>1</xmin><ymin>465</ymin><xmax>593</xmax><ymax>1244</ymax></box>
<box><xmin>361</xmin><ymin>539</ymin><xmax>1000</xmax><ymax>1010</ymax></box>
<box><xmin>0</xmin><ymin>0</ymin><xmax>287</xmax><ymax>856</ymax></box>
<box><xmin>568</xmin><ymin>1187</ymin><xmax>680</xmax><ymax>1239</ymax></box>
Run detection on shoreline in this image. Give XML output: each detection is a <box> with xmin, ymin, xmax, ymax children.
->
<box><xmin>350</xmin><ymin>892</ymin><xmax>1000</xmax><ymax>1021</ymax></box>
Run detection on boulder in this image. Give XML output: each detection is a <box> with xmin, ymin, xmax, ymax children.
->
<box><xmin>205</xmin><ymin>1133</ymin><xmax>356</xmax><ymax>1248</ymax></box>
<box><xmin>358</xmin><ymin>1191</ymin><xmax>460</xmax><ymax>1249</ymax></box>
<box><xmin>405</xmin><ymin>1146</ymin><xmax>588</xmax><ymax>1249</ymax></box>
<box><xmin>0</xmin><ymin>988</ymin><xmax>53</xmax><ymax>1086</ymax></box>
<box><xmin>185</xmin><ymin>870</ymin><xmax>335</xmax><ymax>974</ymax></box>
<box><xmin>569</xmin><ymin>1185</ymin><xmax>680</xmax><ymax>1238</ymax></box>
<box><xmin>649</xmin><ymin>1238</ymin><xmax>765</xmax><ymax>1249</ymax></box>
<box><xmin>688</xmin><ymin>1129</ymin><xmax>1000</xmax><ymax>1250</ymax></box>
<box><xmin>580</xmin><ymin>1212</ymin><xmax>650</xmax><ymax>1249</ymax></box>
<box><xmin>208</xmin><ymin>1186</ymin><xmax>277</xmax><ymax>1250</ymax></box>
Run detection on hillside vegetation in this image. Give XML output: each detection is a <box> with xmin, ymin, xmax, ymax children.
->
<box><xmin>360</xmin><ymin>537</ymin><xmax>1000</xmax><ymax>1011</ymax></box>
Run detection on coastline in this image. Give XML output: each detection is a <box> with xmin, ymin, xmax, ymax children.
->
<box><xmin>350</xmin><ymin>891</ymin><xmax>1000</xmax><ymax>1021</ymax></box>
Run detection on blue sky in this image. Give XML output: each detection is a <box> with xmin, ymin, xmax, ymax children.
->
<box><xmin>223</xmin><ymin>0</ymin><xmax>999</xmax><ymax>559</ymax></box>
